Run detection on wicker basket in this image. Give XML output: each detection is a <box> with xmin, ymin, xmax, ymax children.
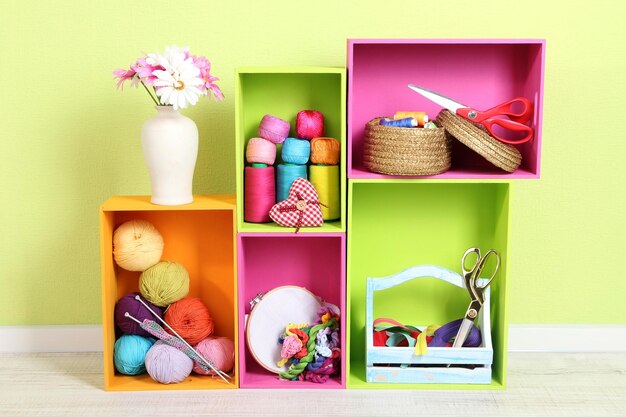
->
<box><xmin>363</xmin><ymin>117</ymin><xmax>452</xmax><ymax>176</ymax></box>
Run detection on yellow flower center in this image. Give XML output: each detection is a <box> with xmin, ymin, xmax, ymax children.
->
<box><xmin>174</xmin><ymin>80</ymin><xmax>185</xmax><ymax>90</ymax></box>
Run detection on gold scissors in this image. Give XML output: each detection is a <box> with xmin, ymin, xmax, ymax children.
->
<box><xmin>453</xmin><ymin>248</ymin><xmax>500</xmax><ymax>348</ymax></box>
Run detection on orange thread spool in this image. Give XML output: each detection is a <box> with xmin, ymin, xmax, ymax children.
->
<box><xmin>164</xmin><ymin>297</ymin><xmax>214</xmax><ymax>345</ymax></box>
<box><xmin>310</xmin><ymin>137</ymin><xmax>340</xmax><ymax>165</ymax></box>
<box><xmin>394</xmin><ymin>111</ymin><xmax>429</xmax><ymax>126</ymax></box>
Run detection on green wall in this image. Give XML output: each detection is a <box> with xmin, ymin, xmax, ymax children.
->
<box><xmin>1</xmin><ymin>0</ymin><xmax>624</xmax><ymax>325</ymax></box>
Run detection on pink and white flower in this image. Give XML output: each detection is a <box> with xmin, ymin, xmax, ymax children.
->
<box><xmin>153</xmin><ymin>57</ymin><xmax>204</xmax><ymax>110</ymax></box>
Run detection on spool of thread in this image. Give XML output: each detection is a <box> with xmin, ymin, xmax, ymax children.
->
<box><xmin>145</xmin><ymin>340</ymin><xmax>194</xmax><ymax>384</ymax></box>
<box><xmin>164</xmin><ymin>297</ymin><xmax>214</xmax><ymax>345</ymax></box>
<box><xmin>246</xmin><ymin>137</ymin><xmax>276</xmax><ymax>165</ymax></box>
<box><xmin>244</xmin><ymin>166</ymin><xmax>275</xmax><ymax>223</ymax></box>
<box><xmin>276</xmin><ymin>164</ymin><xmax>307</xmax><ymax>202</ymax></box>
<box><xmin>424</xmin><ymin>121</ymin><xmax>438</xmax><ymax>129</ymax></box>
<box><xmin>113</xmin><ymin>219</ymin><xmax>163</xmax><ymax>272</ymax></box>
<box><xmin>310</xmin><ymin>137</ymin><xmax>340</xmax><ymax>165</ymax></box>
<box><xmin>115</xmin><ymin>292</ymin><xmax>163</xmax><ymax>337</ymax></box>
<box><xmin>113</xmin><ymin>334</ymin><xmax>155</xmax><ymax>375</ymax></box>
<box><xmin>394</xmin><ymin>111</ymin><xmax>429</xmax><ymax>126</ymax></box>
<box><xmin>296</xmin><ymin>110</ymin><xmax>324</xmax><ymax>140</ymax></box>
<box><xmin>309</xmin><ymin>165</ymin><xmax>340</xmax><ymax>220</ymax></box>
<box><xmin>281</xmin><ymin>138</ymin><xmax>311</xmax><ymax>165</ymax></box>
<box><xmin>192</xmin><ymin>337</ymin><xmax>235</xmax><ymax>375</ymax></box>
<box><xmin>258</xmin><ymin>115</ymin><xmax>290</xmax><ymax>144</ymax></box>
<box><xmin>379</xmin><ymin>117</ymin><xmax>418</xmax><ymax>128</ymax></box>
<box><xmin>139</xmin><ymin>261</ymin><xmax>190</xmax><ymax>307</ymax></box>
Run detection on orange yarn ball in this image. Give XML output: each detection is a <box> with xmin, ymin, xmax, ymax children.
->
<box><xmin>164</xmin><ymin>297</ymin><xmax>214</xmax><ymax>345</ymax></box>
<box><xmin>310</xmin><ymin>137</ymin><xmax>340</xmax><ymax>165</ymax></box>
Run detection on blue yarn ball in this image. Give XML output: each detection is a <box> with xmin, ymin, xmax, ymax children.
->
<box><xmin>113</xmin><ymin>335</ymin><xmax>155</xmax><ymax>375</ymax></box>
<box><xmin>281</xmin><ymin>138</ymin><xmax>310</xmax><ymax>165</ymax></box>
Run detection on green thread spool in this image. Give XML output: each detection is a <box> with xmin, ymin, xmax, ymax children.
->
<box><xmin>251</xmin><ymin>163</ymin><xmax>268</xmax><ymax>168</ymax></box>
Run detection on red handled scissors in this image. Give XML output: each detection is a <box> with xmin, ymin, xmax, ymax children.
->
<box><xmin>408</xmin><ymin>85</ymin><xmax>534</xmax><ymax>145</ymax></box>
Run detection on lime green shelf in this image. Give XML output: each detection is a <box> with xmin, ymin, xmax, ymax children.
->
<box><xmin>235</xmin><ymin>66</ymin><xmax>346</xmax><ymax>233</ymax></box>
<box><xmin>346</xmin><ymin>179</ymin><xmax>511</xmax><ymax>389</ymax></box>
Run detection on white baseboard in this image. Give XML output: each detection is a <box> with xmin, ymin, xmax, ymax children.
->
<box><xmin>1</xmin><ymin>324</ymin><xmax>625</xmax><ymax>353</ymax></box>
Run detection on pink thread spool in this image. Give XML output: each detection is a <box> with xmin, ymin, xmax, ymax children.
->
<box><xmin>246</xmin><ymin>137</ymin><xmax>276</xmax><ymax>165</ymax></box>
<box><xmin>296</xmin><ymin>110</ymin><xmax>324</xmax><ymax>140</ymax></box>
<box><xmin>258</xmin><ymin>115</ymin><xmax>290</xmax><ymax>144</ymax></box>
<box><xmin>244</xmin><ymin>166</ymin><xmax>275</xmax><ymax>223</ymax></box>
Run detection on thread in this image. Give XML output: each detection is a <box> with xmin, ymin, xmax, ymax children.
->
<box><xmin>251</xmin><ymin>163</ymin><xmax>267</xmax><ymax>168</ymax></box>
<box><xmin>394</xmin><ymin>111</ymin><xmax>429</xmax><ymax>126</ymax></box>
<box><xmin>139</xmin><ymin>261</ymin><xmax>190</xmax><ymax>307</ymax></box>
<box><xmin>281</xmin><ymin>138</ymin><xmax>311</xmax><ymax>165</ymax></box>
<box><xmin>145</xmin><ymin>340</ymin><xmax>194</xmax><ymax>384</ymax></box>
<box><xmin>424</xmin><ymin>121</ymin><xmax>438</xmax><ymax>129</ymax></box>
<box><xmin>309</xmin><ymin>165</ymin><xmax>340</xmax><ymax>220</ymax></box>
<box><xmin>115</xmin><ymin>292</ymin><xmax>163</xmax><ymax>337</ymax></box>
<box><xmin>296</xmin><ymin>110</ymin><xmax>324</xmax><ymax>139</ymax></box>
<box><xmin>430</xmin><ymin>318</ymin><xmax>481</xmax><ymax>347</ymax></box>
<box><xmin>246</xmin><ymin>137</ymin><xmax>276</xmax><ymax>165</ymax></box>
<box><xmin>244</xmin><ymin>166</ymin><xmax>275</xmax><ymax>223</ymax></box>
<box><xmin>379</xmin><ymin>117</ymin><xmax>418</xmax><ymax>128</ymax></box>
<box><xmin>192</xmin><ymin>337</ymin><xmax>235</xmax><ymax>375</ymax></box>
<box><xmin>164</xmin><ymin>297</ymin><xmax>214</xmax><ymax>345</ymax></box>
<box><xmin>113</xmin><ymin>334</ymin><xmax>155</xmax><ymax>375</ymax></box>
<box><xmin>276</xmin><ymin>164</ymin><xmax>307</xmax><ymax>202</ymax></box>
<box><xmin>113</xmin><ymin>219</ymin><xmax>163</xmax><ymax>271</ymax></box>
<box><xmin>258</xmin><ymin>114</ymin><xmax>290</xmax><ymax>144</ymax></box>
<box><xmin>310</xmin><ymin>137</ymin><xmax>340</xmax><ymax>165</ymax></box>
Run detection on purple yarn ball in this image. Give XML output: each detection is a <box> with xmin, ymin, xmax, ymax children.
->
<box><xmin>115</xmin><ymin>292</ymin><xmax>163</xmax><ymax>337</ymax></box>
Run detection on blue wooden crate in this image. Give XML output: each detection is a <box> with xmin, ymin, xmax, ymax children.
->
<box><xmin>365</xmin><ymin>265</ymin><xmax>493</xmax><ymax>384</ymax></box>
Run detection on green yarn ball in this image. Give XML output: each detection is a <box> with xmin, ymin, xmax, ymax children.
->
<box><xmin>139</xmin><ymin>261</ymin><xmax>190</xmax><ymax>307</ymax></box>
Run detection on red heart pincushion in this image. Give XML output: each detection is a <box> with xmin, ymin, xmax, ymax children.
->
<box><xmin>269</xmin><ymin>178</ymin><xmax>325</xmax><ymax>233</ymax></box>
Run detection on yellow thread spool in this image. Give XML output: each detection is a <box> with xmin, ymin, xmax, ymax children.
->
<box><xmin>394</xmin><ymin>111</ymin><xmax>429</xmax><ymax>126</ymax></box>
<box><xmin>309</xmin><ymin>165</ymin><xmax>340</xmax><ymax>221</ymax></box>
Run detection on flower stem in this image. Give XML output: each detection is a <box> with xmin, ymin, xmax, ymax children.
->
<box><xmin>141</xmin><ymin>81</ymin><xmax>160</xmax><ymax>105</ymax></box>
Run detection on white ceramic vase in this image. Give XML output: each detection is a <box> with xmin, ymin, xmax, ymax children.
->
<box><xmin>141</xmin><ymin>106</ymin><xmax>198</xmax><ymax>205</ymax></box>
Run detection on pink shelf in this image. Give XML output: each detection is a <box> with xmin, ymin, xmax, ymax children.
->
<box><xmin>347</xmin><ymin>39</ymin><xmax>545</xmax><ymax>179</ymax></box>
<box><xmin>237</xmin><ymin>233</ymin><xmax>346</xmax><ymax>389</ymax></box>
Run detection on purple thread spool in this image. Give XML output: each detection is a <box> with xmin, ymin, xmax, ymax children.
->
<box><xmin>379</xmin><ymin>117</ymin><xmax>418</xmax><ymax>128</ymax></box>
<box><xmin>115</xmin><ymin>292</ymin><xmax>163</xmax><ymax>337</ymax></box>
<box><xmin>258</xmin><ymin>115</ymin><xmax>290</xmax><ymax>144</ymax></box>
<box><xmin>429</xmin><ymin>318</ymin><xmax>482</xmax><ymax>347</ymax></box>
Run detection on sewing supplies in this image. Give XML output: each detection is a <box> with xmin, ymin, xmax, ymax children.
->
<box><xmin>113</xmin><ymin>334</ymin><xmax>155</xmax><ymax>375</ymax></box>
<box><xmin>379</xmin><ymin>117</ymin><xmax>418</xmax><ymax>128</ymax></box>
<box><xmin>408</xmin><ymin>84</ymin><xmax>534</xmax><ymax>145</ymax></box>
<box><xmin>193</xmin><ymin>337</ymin><xmax>235</xmax><ymax>376</ymax></box>
<box><xmin>281</xmin><ymin>138</ymin><xmax>311</xmax><ymax>165</ymax></box>
<box><xmin>276</xmin><ymin>163</ymin><xmax>308</xmax><ymax>203</ymax></box>
<box><xmin>113</xmin><ymin>219</ymin><xmax>163</xmax><ymax>271</ymax></box>
<box><xmin>258</xmin><ymin>114</ymin><xmax>290</xmax><ymax>144</ymax></box>
<box><xmin>394</xmin><ymin>111</ymin><xmax>429</xmax><ymax>126</ymax></box>
<box><xmin>309</xmin><ymin>165</ymin><xmax>340</xmax><ymax>220</ymax></box>
<box><xmin>145</xmin><ymin>341</ymin><xmax>194</xmax><ymax>384</ymax></box>
<box><xmin>244</xmin><ymin>166</ymin><xmax>275</xmax><ymax>223</ymax></box>
<box><xmin>115</xmin><ymin>292</ymin><xmax>163</xmax><ymax>337</ymax></box>
<box><xmin>453</xmin><ymin>248</ymin><xmax>500</xmax><ymax>348</ymax></box>
<box><xmin>139</xmin><ymin>261</ymin><xmax>190</xmax><ymax>307</ymax></box>
<box><xmin>164</xmin><ymin>297</ymin><xmax>214</xmax><ymax>345</ymax></box>
<box><xmin>296</xmin><ymin>110</ymin><xmax>324</xmax><ymax>139</ymax></box>
<box><xmin>246</xmin><ymin>137</ymin><xmax>276</xmax><ymax>165</ymax></box>
<box><xmin>269</xmin><ymin>177</ymin><xmax>325</xmax><ymax>232</ymax></box>
<box><xmin>310</xmin><ymin>137</ymin><xmax>340</xmax><ymax>165</ymax></box>
<box><xmin>423</xmin><ymin>121</ymin><xmax>438</xmax><ymax>129</ymax></box>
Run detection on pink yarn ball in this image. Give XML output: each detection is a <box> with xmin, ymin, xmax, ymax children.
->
<box><xmin>296</xmin><ymin>110</ymin><xmax>324</xmax><ymax>140</ymax></box>
<box><xmin>192</xmin><ymin>337</ymin><xmax>235</xmax><ymax>376</ymax></box>
<box><xmin>258</xmin><ymin>115</ymin><xmax>290</xmax><ymax>144</ymax></box>
<box><xmin>246</xmin><ymin>137</ymin><xmax>276</xmax><ymax>165</ymax></box>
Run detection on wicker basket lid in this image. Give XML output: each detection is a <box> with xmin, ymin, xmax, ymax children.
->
<box><xmin>435</xmin><ymin>110</ymin><xmax>522</xmax><ymax>173</ymax></box>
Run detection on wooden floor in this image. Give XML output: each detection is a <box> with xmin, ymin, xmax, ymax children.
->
<box><xmin>0</xmin><ymin>353</ymin><xmax>624</xmax><ymax>416</ymax></box>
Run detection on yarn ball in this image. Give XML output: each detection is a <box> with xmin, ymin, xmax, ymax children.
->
<box><xmin>113</xmin><ymin>334</ymin><xmax>155</xmax><ymax>375</ymax></box>
<box><xmin>192</xmin><ymin>336</ymin><xmax>235</xmax><ymax>375</ymax></box>
<box><xmin>281</xmin><ymin>138</ymin><xmax>311</xmax><ymax>165</ymax></box>
<box><xmin>296</xmin><ymin>110</ymin><xmax>324</xmax><ymax>140</ymax></box>
<box><xmin>113</xmin><ymin>219</ymin><xmax>164</xmax><ymax>271</ymax></box>
<box><xmin>258</xmin><ymin>114</ymin><xmax>290</xmax><ymax>144</ymax></box>
<box><xmin>114</xmin><ymin>292</ymin><xmax>163</xmax><ymax>337</ymax></box>
<box><xmin>145</xmin><ymin>340</ymin><xmax>193</xmax><ymax>384</ymax></box>
<box><xmin>310</xmin><ymin>137</ymin><xmax>341</xmax><ymax>165</ymax></box>
<box><xmin>139</xmin><ymin>261</ymin><xmax>189</xmax><ymax>307</ymax></box>
<box><xmin>246</xmin><ymin>137</ymin><xmax>276</xmax><ymax>165</ymax></box>
<box><xmin>164</xmin><ymin>297</ymin><xmax>214</xmax><ymax>345</ymax></box>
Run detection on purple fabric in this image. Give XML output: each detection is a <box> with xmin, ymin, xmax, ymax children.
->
<box><xmin>115</xmin><ymin>293</ymin><xmax>163</xmax><ymax>338</ymax></box>
<box><xmin>430</xmin><ymin>318</ymin><xmax>482</xmax><ymax>347</ymax></box>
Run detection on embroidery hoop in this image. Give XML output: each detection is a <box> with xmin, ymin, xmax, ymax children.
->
<box><xmin>246</xmin><ymin>286</ymin><xmax>323</xmax><ymax>374</ymax></box>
